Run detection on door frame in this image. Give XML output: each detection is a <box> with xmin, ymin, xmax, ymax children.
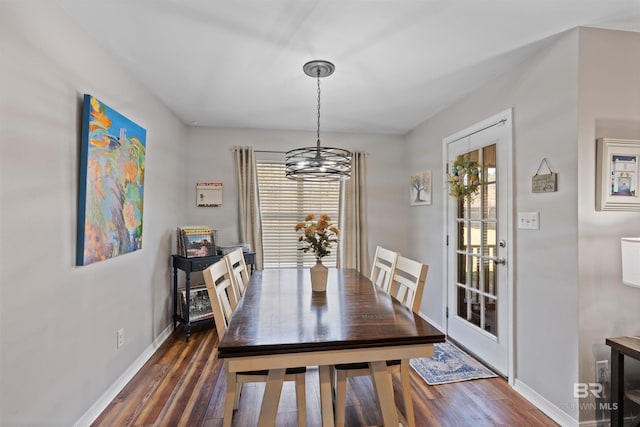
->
<box><xmin>441</xmin><ymin>108</ymin><xmax>515</xmax><ymax>384</ymax></box>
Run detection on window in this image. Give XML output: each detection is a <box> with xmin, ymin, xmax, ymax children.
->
<box><xmin>256</xmin><ymin>161</ymin><xmax>340</xmax><ymax>268</ymax></box>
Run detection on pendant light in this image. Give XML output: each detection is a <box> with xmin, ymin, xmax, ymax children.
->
<box><xmin>285</xmin><ymin>60</ymin><xmax>352</xmax><ymax>181</ymax></box>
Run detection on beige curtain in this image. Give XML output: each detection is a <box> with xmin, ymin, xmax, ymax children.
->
<box><xmin>338</xmin><ymin>151</ymin><xmax>369</xmax><ymax>274</ymax></box>
<box><xmin>234</xmin><ymin>147</ymin><xmax>263</xmax><ymax>270</ymax></box>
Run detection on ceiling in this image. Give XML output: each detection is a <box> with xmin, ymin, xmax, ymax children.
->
<box><xmin>61</xmin><ymin>0</ymin><xmax>640</xmax><ymax>135</ymax></box>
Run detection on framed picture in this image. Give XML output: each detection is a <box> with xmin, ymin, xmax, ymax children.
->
<box><xmin>179</xmin><ymin>286</ymin><xmax>214</xmax><ymax>322</ymax></box>
<box><xmin>410</xmin><ymin>169</ymin><xmax>432</xmax><ymax>206</ymax></box>
<box><xmin>596</xmin><ymin>138</ymin><xmax>640</xmax><ymax>211</ymax></box>
<box><xmin>77</xmin><ymin>95</ymin><xmax>147</xmax><ymax>265</ymax></box>
<box><xmin>176</xmin><ymin>226</ymin><xmax>216</xmax><ymax>258</ymax></box>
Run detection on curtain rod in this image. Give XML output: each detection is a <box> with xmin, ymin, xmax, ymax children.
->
<box><xmin>229</xmin><ymin>148</ymin><xmax>286</xmax><ymax>154</ymax></box>
<box><xmin>448</xmin><ymin>118</ymin><xmax>507</xmax><ymax>144</ymax></box>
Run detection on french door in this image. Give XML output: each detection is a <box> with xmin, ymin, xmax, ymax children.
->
<box><xmin>444</xmin><ymin>110</ymin><xmax>513</xmax><ymax>377</ymax></box>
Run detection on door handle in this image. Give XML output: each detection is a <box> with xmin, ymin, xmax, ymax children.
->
<box><xmin>491</xmin><ymin>256</ymin><xmax>506</xmax><ymax>265</ymax></box>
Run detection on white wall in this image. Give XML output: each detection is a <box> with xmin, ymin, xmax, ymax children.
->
<box><xmin>405</xmin><ymin>29</ymin><xmax>581</xmax><ymax>422</ymax></box>
<box><xmin>577</xmin><ymin>27</ymin><xmax>640</xmax><ymax>423</ymax></box>
<box><xmin>186</xmin><ymin>126</ymin><xmax>408</xmax><ymax>262</ymax></box>
<box><xmin>0</xmin><ymin>2</ymin><xmax>187</xmax><ymax>425</ymax></box>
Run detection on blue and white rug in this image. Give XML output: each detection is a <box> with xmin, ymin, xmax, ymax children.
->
<box><xmin>410</xmin><ymin>341</ymin><xmax>497</xmax><ymax>385</ymax></box>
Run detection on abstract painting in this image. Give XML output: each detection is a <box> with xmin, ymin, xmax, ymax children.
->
<box><xmin>77</xmin><ymin>94</ymin><xmax>146</xmax><ymax>265</ymax></box>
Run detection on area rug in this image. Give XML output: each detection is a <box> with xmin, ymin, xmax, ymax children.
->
<box><xmin>410</xmin><ymin>341</ymin><xmax>497</xmax><ymax>385</ymax></box>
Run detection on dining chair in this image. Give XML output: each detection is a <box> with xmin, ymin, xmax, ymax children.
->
<box><xmin>224</xmin><ymin>248</ymin><xmax>250</xmax><ymax>298</ymax></box>
<box><xmin>332</xmin><ymin>255</ymin><xmax>428</xmax><ymax>427</ymax></box>
<box><xmin>202</xmin><ymin>260</ymin><xmax>307</xmax><ymax>427</ymax></box>
<box><xmin>203</xmin><ymin>259</ymin><xmax>240</xmax><ymax>340</ymax></box>
<box><xmin>370</xmin><ymin>245</ymin><xmax>398</xmax><ymax>292</ymax></box>
<box><xmin>387</xmin><ymin>255</ymin><xmax>428</xmax><ymax>314</ymax></box>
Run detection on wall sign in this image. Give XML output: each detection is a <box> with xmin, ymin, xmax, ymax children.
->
<box><xmin>196</xmin><ymin>182</ymin><xmax>223</xmax><ymax>206</ymax></box>
<box><xmin>531</xmin><ymin>158</ymin><xmax>558</xmax><ymax>193</ymax></box>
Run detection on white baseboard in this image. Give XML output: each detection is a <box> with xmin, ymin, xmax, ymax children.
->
<box><xmin>73</xmin><ymin>325</ymin><xmax>174</xmax><ymax>427</ymax></box>
<box><xmin>579</xmin><ymin>415</ymin><xmax>635</xmax><ymax>426</ymax></box>
<box><xmin>514</xmin><ymin>379</ymin><xmax>578</xmax><ymax>427</ymax></box>
<box><xmin>418</xmin><ymin>311</ymin><xmax>444</xmax><ymax>333</ymax></box>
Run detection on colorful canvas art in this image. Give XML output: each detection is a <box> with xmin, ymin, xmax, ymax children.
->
<box><xmin>77</xmin><ymin>94</ymin><xmax>146</xmax><ymax>265</ymax></box>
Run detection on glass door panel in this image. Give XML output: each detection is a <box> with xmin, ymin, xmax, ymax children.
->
<box><xmin>455</xmin><ymin>145</ymin><xmax>499</xmax><ymax>337</ymax></box>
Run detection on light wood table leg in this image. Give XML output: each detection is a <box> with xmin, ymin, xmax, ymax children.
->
<box><xmin>319</xmin><ymin>365</ymin><xmax>336</xmax><ymax>427</ymax></box>
<box><xmin>223</xmin><ymin>364</ymin><xmax>236</xmax><ymax>427</ymax></box>
<box><xmin>400</xmin><ymin>359</ymin><xmax>415</xmax><ymax>427</ymax></box>
<box><xmin>258</xmin><ymin>368</ymin><xmax>285</xmax><ymax>427</ymax></box>
<box><xmin>370</xmin><ymin>360</ymin><xmax>399</xmax><ymax>426</ymax></box>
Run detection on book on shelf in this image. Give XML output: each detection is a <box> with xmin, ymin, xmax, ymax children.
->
<box><xmin>176</xmin><ymin>226</ymin><xmax>216</xmax><ymax>258</ymax></box>
<box><xmin>216</xmin><ymin>242</ymin><xmax>252</xmax><ymax>255</ymax></box>
<box><xmin>179</xmin><ymin>285</ymin><xmax>214</xmax><ymax>322</ymax></box>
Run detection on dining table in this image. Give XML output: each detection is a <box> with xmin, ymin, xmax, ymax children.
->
<box><xmin>217</xmin><ymin>267</ymin><xmax>445</xmax><ymax>427</ymax></box>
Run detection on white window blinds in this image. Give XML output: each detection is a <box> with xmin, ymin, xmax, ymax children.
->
<box><xmin>256</xmin><ymin>161</ymin><xmax>340</xmax><ymax>268</ymax></box>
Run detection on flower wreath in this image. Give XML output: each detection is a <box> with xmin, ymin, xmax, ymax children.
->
<box><xmin>447</xmin><ymin>156</ymin><xmax>481</xmax><ymax>200</ymax></box>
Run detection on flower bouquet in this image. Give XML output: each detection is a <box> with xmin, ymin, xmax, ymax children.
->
<box><xmin>295</xmin><ymin>214</ymin><xmax>340</xmax><ymax>292</ymax></box>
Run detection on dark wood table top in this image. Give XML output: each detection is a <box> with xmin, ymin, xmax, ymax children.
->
<box><xmin>218</xmin><ymin>268</ymin><xmax>445</xmax><ymax>358</ymax></box>
<box><xmin>606</xmin><ymin>336</ymin><xmax>640</xmax><ymax>359</ymax></box>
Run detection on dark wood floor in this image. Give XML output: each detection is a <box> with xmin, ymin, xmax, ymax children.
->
<box><xmin>92</xmin><ymin>323</ymin><xmax>558</xmax><ymax>426</ymax></box>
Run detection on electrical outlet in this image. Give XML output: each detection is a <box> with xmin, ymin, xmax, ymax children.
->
<box><xmin>117</xmin><ymin>328</ymin><xmax>125</xmax><ymax>349</ymax></box>
<box><xmin>596</xmin><ymin>360</ymin><xmax>609</xmax><ymax>383</ymax></box>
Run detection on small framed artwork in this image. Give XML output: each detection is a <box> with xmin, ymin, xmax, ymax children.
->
<box><xmin>596</xmin><ymin>138</ymin><xmax>640</xmax><ymax>211</ymax></box>
<box><xmin>410</xmin><ymin>169</ymin><xmax>432</xmax><ymax>206</ymax></box>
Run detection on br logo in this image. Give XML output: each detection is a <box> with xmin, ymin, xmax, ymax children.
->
<box><xmin>573</xmin><ymin>383</ymin><xmax>603</xmax><ymax>398</ymax></box>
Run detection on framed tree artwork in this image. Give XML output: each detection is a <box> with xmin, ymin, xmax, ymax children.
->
<box><xmin>410</xmin><ymin>169</ymin><xmax>432</xmax><ymax>206</ymax></box>
<box><xmin>76</xmin><ymin>94</ymin><xmax>147</xmax><ymax>265</ymax></box>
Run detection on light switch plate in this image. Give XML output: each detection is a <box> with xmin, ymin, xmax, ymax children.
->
<box><xmin>518</xmin><ymin>212</ymin><xmax>539</xmax><ymax>230</ymax></box>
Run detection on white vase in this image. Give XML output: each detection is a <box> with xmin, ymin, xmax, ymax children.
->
<box><xmin>310</xmin><ymin>259</ymin><xmax>328</xmax><ymax>292</ymax></box>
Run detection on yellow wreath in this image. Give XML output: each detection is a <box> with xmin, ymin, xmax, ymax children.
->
<box><xmin>447</xmin><ymin>156</ymin><xmax>481</xmax><ymax>201</ymax></box>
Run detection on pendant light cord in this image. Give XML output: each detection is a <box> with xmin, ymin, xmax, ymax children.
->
<box><xmin>316</xmin><ymin>69</ymin><xmax>321</xmax><ymax>148</ymax></box>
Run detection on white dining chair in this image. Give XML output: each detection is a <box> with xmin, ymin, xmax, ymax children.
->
<box><xmin>224</xmin><ymin>248</ymin><xmax>250</xmax><ymax>298</ymax></box>
<box><xmin>387</xmin><ymin>255</ymin><xmax>428</xmax><ymax>314</ymax></box>
<box><xmin>203</xmin><ymin>259</ymin><xmax>307</xmax><ymax>427</ymax></box>
<box><xmin>333</xmin><ymin>255</ymin><xmax>428</xmax><ymax>427</ymax></box>
<box><xmin>370</xmin><ymin>245</ymin><xmax>398</xmax><ymax>292</ymax></box>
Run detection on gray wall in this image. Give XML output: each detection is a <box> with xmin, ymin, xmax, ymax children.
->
<box><xmin>3</xmin><ymin>3</ymin><xmax>639</xmax><ymax>425</ymax></box>
<box><xmin>0</xmin><ymin>2</ymin><xmax>187</xmax><ymax>425</ymax></box>
<box><xmin>577</xmin><ymin>27</ymin><xmax>640</xmax><ymax>422</ymax></box>
<box><xmin>405</xmin><ymin>29</ymin><xmax>581</xmax><ymax>422</ymax></box>
<box><xmin>186</xmin><ymin>126</ymin><xmax>408</xmax><ymax>261</ymax></box>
